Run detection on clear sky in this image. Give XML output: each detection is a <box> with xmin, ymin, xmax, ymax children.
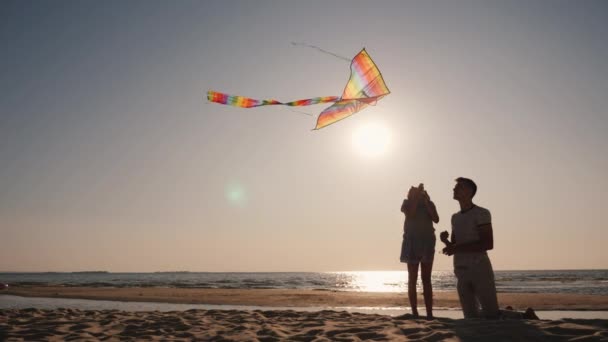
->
<box><xmin>1</xmin><ymin>0</ymin><xmax>607</xmax><ymax>272</ymax></box>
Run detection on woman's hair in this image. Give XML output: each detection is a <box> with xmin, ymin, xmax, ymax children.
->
<box><xmin>407</xmin><ymin>186</ymin><xmax>418</xmax><ymax>199</ymax></box>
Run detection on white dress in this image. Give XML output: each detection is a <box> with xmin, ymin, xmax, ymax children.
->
<box><xmin>400</xmin><ymin>200</ymin><xmax>436</xmax><ymax>264</ymax></box>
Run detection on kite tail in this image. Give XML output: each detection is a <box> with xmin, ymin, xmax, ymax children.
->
<box><xmin>207</xmin><ymin>90</ymin><xmax>339</xmax><ymax>108</ymax></box>
<box><xmin>207</xmin><ymin>91</ymin><xmax>280</xmax><ymax>108</ymax></box>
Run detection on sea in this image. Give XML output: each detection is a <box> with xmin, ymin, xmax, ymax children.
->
<box><xmin>1</xmin><ymin>269</ymin><xmax>607</xmax><ymax>296</ymax></box>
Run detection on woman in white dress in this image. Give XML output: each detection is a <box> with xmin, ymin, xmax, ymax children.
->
<box><xmin>400</xmin><ymin>184</ymin><xmax>439</xmax><ymax>318</ymax></box>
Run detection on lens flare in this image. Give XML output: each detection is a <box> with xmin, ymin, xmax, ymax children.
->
<box><xmin>225</xmin><ymin>183</ymin><xmax>247</xmax><ymax>206</ymax></box>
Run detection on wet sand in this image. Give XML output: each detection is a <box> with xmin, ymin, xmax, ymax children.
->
<box><xmin>4</xmin><ymin>286</ymin><xmax>608</xmax><ymax>310</ymax></box>
<box><xmin>2</xmin><ymin>287</ymin><xmax>608</xmax><ymax>341</ymax></box>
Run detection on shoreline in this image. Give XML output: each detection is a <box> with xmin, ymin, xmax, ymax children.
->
<box><xmin>3</xmin><ymin>286</ymin><xmax>608</xmax><ymax>311</ymax></box>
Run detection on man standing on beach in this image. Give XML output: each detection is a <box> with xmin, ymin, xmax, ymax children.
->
<box><xmin>440</xmin><ymin>177</ymin><xmax>500</xmax><ymax>319</ymax></box>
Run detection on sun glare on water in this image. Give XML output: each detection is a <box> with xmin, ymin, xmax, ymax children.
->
<box><xmin>351</xmin><ymin>122</ymin><xmax>391</xmax><ymax>158</ymax></box>
<box><xmin>333</xmin><ymin>271</ymin><xmax>405</xmax><ymax>292</ymax></box>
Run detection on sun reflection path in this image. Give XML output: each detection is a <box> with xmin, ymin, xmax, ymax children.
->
<box><xmin>330</xmin><ymin>271</ymin><xmax>455</xmax><ymax>293</ymax></box>
<box><xmin>332</xmin><ymin>271</ymin><xmax>406</xmax><ymax>292</ymax></box>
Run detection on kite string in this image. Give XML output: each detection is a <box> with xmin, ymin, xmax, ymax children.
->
<box><xmin>290</xmin><ymin>42</ymin><xmax>351</xmax><ymax>63</ymax></box>
<box><xmin>286</xmin><ymin>42</ymin><xmax>349</xmax><ymax>117</ymax></box>
<box><xmin>287</xmin><ymin>108</ymin><xmax>314</xmax><ymax>116</ymax></box>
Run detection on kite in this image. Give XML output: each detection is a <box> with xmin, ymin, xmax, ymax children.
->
<box><xmin>207</xmin><ymin>48</ymin><xmax>390</xmax><ymax>130</ymax></box>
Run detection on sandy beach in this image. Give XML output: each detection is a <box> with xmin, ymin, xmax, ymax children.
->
<box><xmin>2</xmin><ymin>306</ymin><xmax>608</xmax><ymax>341</ymax></box>
<box><xmin>2</xmin><ymin>287</ymin><xmax>608</xmax><ymax>341</ymax></box>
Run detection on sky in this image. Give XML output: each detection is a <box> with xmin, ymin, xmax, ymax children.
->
<box><xmin>1</xmin><ymin>0</ymin><xmax>607</xmax><ymax>272</ymax></box>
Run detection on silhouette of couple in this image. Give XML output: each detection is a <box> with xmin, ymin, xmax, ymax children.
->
<box><xmin>400</xmin><ymin>177</ymin><xmax>538</xmax><ymax>320</ymax></box>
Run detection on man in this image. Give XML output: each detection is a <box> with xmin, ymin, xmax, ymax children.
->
<box><xmin>440</xmin><ymin>177</ymin><xmax>500</xmax><ymax>319</ymax></box>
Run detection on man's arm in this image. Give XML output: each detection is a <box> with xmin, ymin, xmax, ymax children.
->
<box><xmin>440</xmin><ymin>230</ymin><xmax>454</xmax><ymax>255</ymax></box>
<box><xmin>451</xmin><ymin>224</ymin><xmax>494</xmax><ymax>253</ymax></box>
<box><xmin>441</xmin><ymin>215</ymin><xmax>455</xmax><ymax>255</ymax></box>
<box><xmin>440</xmin><ymin>231</ymin><xmax>453</xmax><ymax>246</ymax></box>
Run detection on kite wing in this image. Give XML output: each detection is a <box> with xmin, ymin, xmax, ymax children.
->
<box><xmin>207</xmin><ymin>48</ymin><xmax>389</xmax><ymax>130</ymax></box>
<box><xmin>314</xmin><ymin>48</ymin><xmax>390</xmax><ymax>129</ymax></box>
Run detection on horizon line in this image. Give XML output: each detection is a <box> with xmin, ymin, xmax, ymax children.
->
<box><xmin>1</xmin><ymin>268</ymin><xmax>607</xmax><ymax>274</ymax></box>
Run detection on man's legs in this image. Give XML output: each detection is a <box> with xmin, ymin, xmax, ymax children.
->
<box><xmin>455</xmin><ymin>267</ymin><xmax>479</xmax><ymax>318</ymax></box>
<box><xmin>472</xmin><ymin>256</ymin><xmax>500</xmax><ymax>318</ymax></box>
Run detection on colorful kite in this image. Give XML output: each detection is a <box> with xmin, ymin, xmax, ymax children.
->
<box><xmin>207</xmin><ymin>48</ymin><xmax>390</xmax><ymax>130</ymax></box>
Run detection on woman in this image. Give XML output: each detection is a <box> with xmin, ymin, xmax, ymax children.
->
<box><xmin>400</xmin><ymin>183</ymin><xmax>439</xmax><ymax>318</ymax></box>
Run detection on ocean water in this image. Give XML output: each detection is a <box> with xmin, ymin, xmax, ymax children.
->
<box><xmin>1</xmin><ymin>270</ymin><xmax>606</xmax><ymax>296</ymax></box>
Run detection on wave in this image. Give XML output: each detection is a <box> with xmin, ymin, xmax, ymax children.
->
<box><xmin>2</xmin><ymin>270</ymin><xmax>607</xmax><ymax>296</ymax></box>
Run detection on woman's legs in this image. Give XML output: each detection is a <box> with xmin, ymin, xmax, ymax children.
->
<box><xmin>421</xmin><ymin>261</ymin><xmax>434</xmax><ymax>319</ymax></box>
<box><xmin>407</xmin><ymin>263</ymin><xmax>420</xmax><ymax>316</ymax></box>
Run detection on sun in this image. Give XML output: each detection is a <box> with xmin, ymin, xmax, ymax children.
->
<box><xmin>351</xmin><ymin>121</ymin><xmax>391</xmax><ymax>158</ymax></box>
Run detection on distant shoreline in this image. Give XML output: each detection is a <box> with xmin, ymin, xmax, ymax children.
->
<box><xmin>3</xmin><ymin>286</ymin><xmax>608</xmax><ymax>311</ymax></box>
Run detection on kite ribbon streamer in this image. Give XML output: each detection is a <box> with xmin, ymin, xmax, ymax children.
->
<box><xmin>206</xmin><ymin>92</ymin><xmax>339</xmax><ymax>108</ymax></box>
<box><xmin>207</xmin><ymin>48</ymin><xmax>390</xmax><ymax>130</ymax></box>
